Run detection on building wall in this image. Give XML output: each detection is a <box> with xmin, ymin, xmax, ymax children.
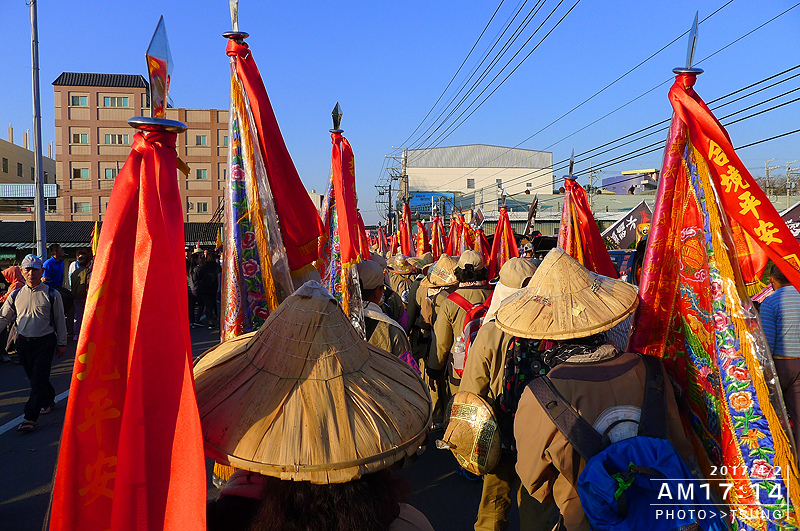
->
<box><xmin>54</xmin><ymin>82</ymin><xmax>227</xmax><ymax>222</ymax></box>
<box><xmin>0</xmin><ymin>135</ymin><xmax>58</xmax><ymax>220</ymax></box>
<box><xmin>407</xmin><ymin>166</ymin><xmax>552</xmax><ymax>198</ymax></box>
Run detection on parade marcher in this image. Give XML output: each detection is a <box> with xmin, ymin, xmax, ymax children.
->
<box><xmin>0</xmin><ymin>265</ymin><xmax>25</xmax><ymax>362</ymax></box>
<box><xmin>387</xmin><ymin>253</ymin><xmax>416</xmax><ymax>307</ymax></box>
<box><xmin>0</xmin><ymin>255</ymin><xmax>67</xmax><ymax>432</ymax></box>
<box><xmin>460</xmin><ymin>257</ymin><xmax>546</xmax><ymax>531</ymax></box>
<box><xmin>196</xmin><ymin>249</ymin><xmax>222</xmax><ymax>329</ymax></box>
<box><xmin>427</xmin><ymin>251</ymin><xmax>492</xmax><ymax>406</ymax></box>
<box><xmin>69</xmin><ymin>249</ymin><xmax>92</xmax><ymax>340</ymax></box>
<box><xmin>497</xmin><ymin>248</ymin><xmax>694</xmax><ymax>530</ymax></box>
<box><xmin>43</xmin><ymin>243</ymin><xmax>73</xmax><ymax>336</ymax></box>
<box><xmin>187</xmin><ymin>251</ymin><xmax>201</xmax><ymax>328</ymax></box>
<box><xmin>521</xmin><ymin>243</ymin><xmax>534</xmax><ymax>258</ymax></box>
<box><xmin>195</xmin><ymin>281</ymin><xmax>433</xmax><ymax>531</ymax></box>
<box><xmin>357</xmin><ymin>260</ymin><xmax>416</xmax><ymax>370</ymax></box>
<box><xmin>406</xmin><ymin>253</ymin><xmax>434</xmax><ymax>351</ymax></box>
<box><xmin>760</xmin><ymin>264</ymin><xmax>800</xmax><ymax>446</ymax></box>
<box><xmin>370</xmin><ymin>253</ymin><xmax>408</xmax><ymax>328</ymax></box>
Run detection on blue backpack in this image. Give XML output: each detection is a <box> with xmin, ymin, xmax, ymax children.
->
<box><xmin>529</xmin><ymin>355</ymin><xmax>727</xmax><ymax>531</ymax></box>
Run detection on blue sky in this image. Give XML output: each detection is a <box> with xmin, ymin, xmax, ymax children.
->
<box><xmin>1</xmin><ymin>1</ymin><xmax>799</xmax><ymax>224</ymax></box>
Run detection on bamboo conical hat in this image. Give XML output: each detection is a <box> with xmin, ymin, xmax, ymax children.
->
<box><xmin>193</xmin><ymin>281</ymin><xmax>432</xmax><ymax>484</ymax></box>
<box><xmin>495</xmin><ymin>247</ymin><xmax>638</xmax><ymax>340</ymax></box>
<box><xmin>426</xmin><ymin>254</ymin><xmax>459</xmax><ymax>287</ymax></box>
<box><xmin>436</xmin><ymin>392</ymin><xmax>501</xmax><ymax>475</ymax></box>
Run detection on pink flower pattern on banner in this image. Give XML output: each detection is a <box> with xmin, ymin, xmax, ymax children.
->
<box><xmin>242</xmin><ymin>259</ymin><xmax>259</xmax><ymax>278</ymax></box>
<box><xmin>711</xmin><ymin>280</ymin><xmax>723</xmax><ymax>300</ymax></box>
<box><xmin>713</xmin><ymin>311</ymin><xmax>729</xmax><ymax>331</ymax></box>
<box><xmin>231</xmin><ymin>166</ymin><xmax>245</xmax><ymax>181</ymax></box>
<box><xmin>727</xmin><ymin>365</ymin><xmax>750</xmax><ymax>382</ymax></box>
<box><xmin>242</xmin><ymin>231</ymin><xmax>256</xmax><ymax>249</ymax></box>
<box><xmin>254</xmin><ymin>307</ymin><xmax>270</xmax><ymax>320</ymax></box>
<box><xmin>750</xmin><ymin>459</ymin><xmax>775</xmax><ymax>479</ymax></box>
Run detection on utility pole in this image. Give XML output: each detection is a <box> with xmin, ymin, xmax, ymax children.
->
<box><xmin>787</xmin><ymin>160</ymin><xmax>798</xmax><ymax>209</ymax></box>
<box><xmin>765</xmin><ymin>159</ymin><xmax>778</xmax><ymax>198</ymax></box>
<box><xmin>30</xmin><ymin>0</ymin><xmax>46</xmax><ymax>257</ymax></box>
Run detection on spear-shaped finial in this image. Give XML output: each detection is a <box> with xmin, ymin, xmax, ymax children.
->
<box><xmin>331</xmin><ymin>103</ymin><xmax>343</xmax><ymax>133</ymax></box>
<box><xmin>223</xmin><ymin>0</ymin><xmax>249</xmax><ymax>42</ymax></box>
<box><xmin>567</xmin><ymin>148</ymin><xmax>575</xmax><ymax>179</ymax></box>
<box><xmin>674</xmin><ymin>12</ymin><xmax>703</xmax><ymax>75</ymax></box>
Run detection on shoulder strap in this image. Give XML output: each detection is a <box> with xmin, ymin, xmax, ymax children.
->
<box><xmin>446</xmin><ymin>291</ymin><xmax>473</xmax><ymax>312</ymax></box>
<box><xmin>9</xmin><ymin>287</ymin><xmax>22</xmax><ymax>315</ymax></box>
<box><xmin>528</xmin><ymin>376</ymin><xmax>603</xmax><ymax>461</ymax></box>
<box><xmin>638</xmin><ymin>355</ymin><xmax>668</xmax><ymax>439</ymax></box>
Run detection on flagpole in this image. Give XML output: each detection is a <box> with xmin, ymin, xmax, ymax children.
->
<box><xmin>30</xmin><ymin>0</ymin><xmax>46</xmax><ymax>257</ymax></box>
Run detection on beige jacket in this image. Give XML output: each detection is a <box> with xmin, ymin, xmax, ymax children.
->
<box><xmin>514</xmin><ymin>350</ymin><xmax>693</xmax><ymax>531</ymax></box>
<box><xmin>428</xmin><ymin>284</ymin><xmax>492</xmax><ymax>372</ymax></box>
<box><xmin>363</xmin><ymin>302</ymin><xmax>411</xmax><ymax>359</ymax></box>
<box><xmin>458</xmin><ymin>320</ymin><xmax>513</xmax><ymax>403</ymax></box>
<box><xmin>388</xmin><ymin>272</ymin><xmax>414</xmax><ymax>305</ymax></box>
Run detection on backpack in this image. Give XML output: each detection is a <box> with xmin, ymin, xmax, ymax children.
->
<box><xmin>529</xmin><ymin>355</ymin><xmax>726</xmax><ymax>531</ymax></box>
<box><xmin>495</xmin><ymin>337</ymin><xmax>547</xmax><ymax>450</ymax></box>
<box><xmin>447</xmin><ymin>291</ymin><xmax>493</xmax><ymax>379</ymax></box>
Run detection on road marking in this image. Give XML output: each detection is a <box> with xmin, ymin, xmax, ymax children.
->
<box><xmin>0</xmin><ymin>389</ymin><xmax>69</xmax><ymax>436</ymax></box>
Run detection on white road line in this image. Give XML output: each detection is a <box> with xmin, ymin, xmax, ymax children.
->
<box><xmin>0</xmin><ymin>389</ymin><xmax>70</xmax><ymax>436</ymax></box>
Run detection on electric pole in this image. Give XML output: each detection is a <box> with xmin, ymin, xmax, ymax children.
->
<box><xmin>787</xmin><ymin>160</ymin><xmax>798</xmax><ymax>209</ymax></box>
<box><xmin>765</xmin><ymin>159</ymin><xmax>779</xmax><ymax>198</ymax></box>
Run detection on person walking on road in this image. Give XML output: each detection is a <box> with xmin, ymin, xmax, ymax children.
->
<box><xmin>0</xmin><ymin>254</ymin><xmax>67</xmax><ymax>432</ymax></box>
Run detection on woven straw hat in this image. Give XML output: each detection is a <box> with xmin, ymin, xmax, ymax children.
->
<box><xmin>193</xmin><ymin>281</ymin><xmax>432</xmax><ymax>484</ymax></box>
<box><xmin>426</xmin><ymin>254</ymin><xmax>459</xmax><ymax>287</ymax></box>
<box><xmin>387</xmin><ymin>254</ymin><xmax>415</xmax><ymax>275</ymax></box>
<box><xmin>436</xmin><ymin>392</ymin><xmax>501</xmax><ymax>475</ymax></box>
<box><xmin>495</xmin><ymin>247</ymin><xmax>638</xmax><ymax>340</ymax></box>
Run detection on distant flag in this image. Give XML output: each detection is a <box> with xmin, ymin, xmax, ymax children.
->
<box><xmin>50</xmin><ymin>131</ymin><xmax>205</xmax><ymax>530</ymax></box>
<box><xmin>356</xmin><ymin>209</ymin><xmax>371</xmax><ymax>257</ymax></box>
<box><xmin>415</xmin><ymin>220</ymin><xmax>430</xmax><ymax>256</ymax></box>
<box><xmin>523</xmin><ymin>194</ymin><xmax>539</xmax><ymax>238</ymax></box>
<box><xmin>630</xmin><ymin>68</ymin><xmax>800</xmax><ymax>528</ymax></box>
<box><xmin>488</xmin><ymin>206</ymin><xmax>519</xmax><ymax>280</ymax></box>
<box><xmin>399</xmin><ymin>202</ymin><xmax>413</xmax><ymax>256</ymax></box>
<box><xmin>90</xmin><ymin>221</ymin><xmax>100</xmax><ymax>256</ymax></box>
<box><xmin>215</xmin><ymin>227</ymin><xmax>223</xmax><ymax>249</ymax></box>
<box><xmin>558</xmin><ymin>178</ymin><xmax>617</xmax><ymax>278</ymax></box>
<box><xmin>377</xmin><ymin>225</ymin><xmax>388</xmax><ymax>255</ymax></box>
<box><xmin>461</xmin><ymin>214</ymin><xmax>476</xmax><ymax>253</ymax></box>
<box><xmin>445</xmin><ymin>217</ymin><xmax>458</xmax><ymax>255</ymax></box>
<box><xmin>317</xmin><ymin>106</ymin><xmax>363</xmax><ymax>321</ymax></box>
<box><xmin>430</xmin><ymin>215</ymin><xmax>446</xmax><ymax>259</ymax></box>
<box><xmin>784</xmin><ymin>199</ymin><xmax>800</xmax><ymax>244</ymax></box>
<box><xmin>600</xmin><ymin>200</ymin><xmax>652</xmax><ymax>250</ymax></box>
<box><xmin>475</xmin><ymin>228</ymin><xmax>490</xmax><ymax>265</ymax></box>
<box><xmin>390</xmin><ymin>233</ymin><xmax>399</xmax><ymax>255</ymax></box>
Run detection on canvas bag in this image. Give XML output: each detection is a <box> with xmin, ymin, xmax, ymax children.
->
<box><xmin>447</xmin><ymin>291</ymin><xmax>492</xmax><ymax>378</ymax></box>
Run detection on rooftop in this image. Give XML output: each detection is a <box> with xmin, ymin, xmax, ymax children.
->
<box><xmin>52</xmin><ymin>72</ymin><xmax>148</xmax><ymax>89</ymax></box>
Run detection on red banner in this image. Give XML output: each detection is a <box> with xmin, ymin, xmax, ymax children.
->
<box><xmin>431</xmin><ymin>217</ymin><xmax>445</xmax><ymax>259</ymax></box>
<box><xmin>475</xmin><ymin>228</ymin><xmax>490</xmax><ymax>264</ymax></box>
<box><xmin>559</xmin><ymin>179</ymin><xmax>617</xmax><ymax>278</ymax></box>
<box><xmin>445</xmin><ymin>217</ymin><xmax>458</xmax><ymax>255</ymax></box>
<box><xmin>227</xmin><ymin>40</ymin><xmax>323</xmax><ymax>274</ymax></box>
<box><xmin>332</xmin><ymin>133</ymin><xmax>361</xmax><ymax>267</ymax></box>
<box><xmin>50</xmin><ymin>132</ymin><xmax>205</xmax><ymax>530</ymax></box>
<box><xmin>377</xmin><ymin>225</ymin><xmax>388</xmax><ymax>255</ymax></box>
<box><xmin>356</xmin><ymin>210</ymin><xmax>370</xmax><ymax>258</ymax></box>
<box><xmin>415</xmin><ymin>220</ymin><xmax>430</xmax><ymax>256</ymax></box>
<box><xmin>669</xmin><ymin>72</ymin><xmax>800</xmax><ymax>290</ymax></box>
<box><xmin>400</xmin><ymin>202</ymin><xmax>413</xmax><ymax>256</ymax></box>
<box><xmin>489</xmin><ymin>207</ymin><xmax>519</xmax><ymax>279</ymax></box>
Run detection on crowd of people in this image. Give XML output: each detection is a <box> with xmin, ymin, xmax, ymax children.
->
<box><xmin>0</xmin><ymin>239</ymin><xmax>798</xmax><ymax>529</ymax></box>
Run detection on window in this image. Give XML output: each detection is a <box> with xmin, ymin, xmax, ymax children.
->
<box><xmin>70</xmin><ymin>95</ymin><xmax>88</xmax><ymax>106</ymax></box>
<box><xmin>526</xmin><ymin>182</ymin><xmax>532</xmax><ymax>187</ymax></box>
<box><xmin>221</xmin><ymin>168</ymin><xmax>227</xmax><ymax>180</ymax></box>
<box><xmin>222</xmin><ymin>135</ymin><xmax>229</xmax><ymax>147</ymax></box>
<box><xmin>196</xmin><ymin>168</ymin><xmax>208</xmax><ymax>180</ymax></box>
<box><xmin>2</xmin><ymin>158</ymin><xmax>7</xmax><ymax>173</ymax></box>
<box><xmin>496</xmin><ymin>179</ymin><xmax>503</xmax><ymax>186</ymax></box>
<box><xmin>104</xmin><ymin>134</ymin><xmax>129</xmax><ymax>145</ymax></box>
<box><xmin>72</xmin><ymin>133</ymin><xmax>88</xmax><ymax>144</ymax></box>
<box><xmin>466</xmin><ymin>178</ymin><xmax>475</xmax><ymax>190</ymax></box>
<box><xmin>46</xmin><ymin>198</ymin><xmax>57</xmax><ymax>212</ymax></box>
<box><xmin>104</xmin><ymin>168</ymin><xmax>118</xmax><ymax>179</ymax></box>
<box><xmin>30</xmin><ymin>167</ymin><xmax>34</xmax><ymax>180</ymax></box>
<box><xmin>195</xmin><ymin>135</ymin><xmax>207</xmax><ymax>146</ymax></box>
<box><xmin>103</xmin><ymin>96</ymin><xmax>129</xmax><ymax>107</ymax></box>
<box><xmin>197</xmin><ymin>202</ymin><xmax>209</xmax><ymax>213</ymax></box>
<box><xmin>17</xmin><ymin>163</ymin><xmax>23</xmax><ymax>177</ymax></box>
<box><xmin>72</xmin><ymin>168</ymin><xmax>89</xmax><ymax>179</ymax></box>
<box><xmin>73</xmin><ymin>201</ymin><xmax>90</xmax><ymax>214</ymax></box>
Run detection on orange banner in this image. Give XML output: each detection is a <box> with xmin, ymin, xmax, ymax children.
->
<box><xmin>50</xmin><ymin>132</ymin><xmax>205</xmax><ymax>531</ymax></box>
<box><xmin>669</xmin><ymin>73</ymin><xmax>800</xmax><ymax>290</ymax></box>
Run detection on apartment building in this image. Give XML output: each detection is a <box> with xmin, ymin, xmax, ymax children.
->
<box><xmin>0</xmin><ymin>127</ymin><xmax>58</xmax><ymax>219</ymax></box>
<box><xmin>53</xmin><ymin>72</ymin><xmax>227</xmax><ymax>222</ymax></box>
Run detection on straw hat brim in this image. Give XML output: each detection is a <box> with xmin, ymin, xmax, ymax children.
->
<box><xmin>193</xmin><ymin>285</ymin><xmax>432</xmax><ymax>484</ymax></box>
<box><xmin>495</xmin><ymin>247</ymin><xmax>639</xmax><ymax>340</ymax></box>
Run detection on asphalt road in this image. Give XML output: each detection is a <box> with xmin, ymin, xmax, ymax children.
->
<box><xmin>0</xmin><ymin>326</ymin><xmax>503</xmax><ymax>531</ymax></box>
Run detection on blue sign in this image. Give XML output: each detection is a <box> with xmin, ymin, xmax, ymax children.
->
<box><xmin>407</xmin><ymin>192</ymin><xmax>455</xmax><ymax>219</ymax></box>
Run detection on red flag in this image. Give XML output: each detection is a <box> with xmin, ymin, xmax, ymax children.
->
<box><xmin>558</xmin><ymin>179</ymin><xmax>617</xmax><ymax>278</ymax></box>
<box><xmin>390</xmin><ymin>233</ymin><xmax>399</xmax><ymax>255</ymax></box>
<box><xmin>399</xmin><ymin>202</ymin><xmax>413</xmax><ymax>256</ymax></box>
<box><xmin>415</xmin><ymin>220</ymin><xmax>430</xmax><ymax>256</ymax></box>
<box><xmin>431</xmin><ymin>216</ymin><xmax>445</xmax><ymax>259</ymax></box>
<box><xmin>356</xmin><ymin>210</ymin><xmax>370</xmax><ymax>257</ymax></box>
<box><xmin>377</xmin><ymin>225</ymin><xmax>388</xmax><ymax>255</ymax></box>
<box><xmin>461</xmin><ymin>215</ymin><xmax>476</xmax><ymax>253</ymax></box>
<box><xmin>488</xmin><ymin>207</ymin><xmax>519</xmax><ymax>279</ymax></box>
<box><xmin>445</xmin><ymin>217</ymin><xmax>458</xmax><ymax>255</ymax></box>
<box><xmin>51</xmin><ymin>132</ymin><xmax>205</xmax><ymax>530</ymax></box>
<box><xmin>227</xmin><ymin>40</ymin><xmax>323</xmax><ymax>275</ymax></box>
<box><xmin>668</xmin><ymin>72</ymin><xmax>800</xmax><ymax>290</ymax></box>
<box><xmin>475</xmin><ymin>228</ymin><xmax>490</xmax><ymax>264</ymax></box>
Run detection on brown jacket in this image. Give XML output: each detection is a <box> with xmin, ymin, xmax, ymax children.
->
<box><xmin>458</xmin><ymin>320</ymin><xmax>513</xmax><ymax>403</ymax></box>
<box><xmin>388</xmin><ymin>272</ymin><xmax>414</xmax><ymax>305</ymax></box>
<box><xmin>428</xmin><ymin>284</ymin><xmax>492</xmax><ymax>372</ymax></box>
<box><xmin>514</xmin><ymin>349</ymin><xmax>692</xmax><ymax>531</ymax></box>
